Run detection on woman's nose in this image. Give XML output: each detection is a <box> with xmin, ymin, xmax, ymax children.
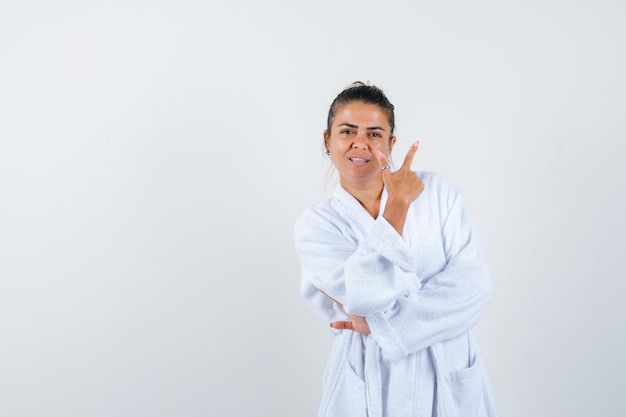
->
<box><xmin>352</xmin><ymin>133</ymin><xmax>368</xmax><ymax>149</ymax></box>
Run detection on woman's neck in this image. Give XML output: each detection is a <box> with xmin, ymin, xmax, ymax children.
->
<box><xmin>341</xmin><ymin>179</ymin><xmax>384</xmax><ymax>219</ymax></box>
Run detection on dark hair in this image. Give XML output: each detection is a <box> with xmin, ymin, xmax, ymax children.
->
<box><xmin>326</xmin><ymin>81</ymin><xmax>396</xmax><ymax>136</ymax></box>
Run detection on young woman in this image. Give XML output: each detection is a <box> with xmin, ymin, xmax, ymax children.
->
<box><xmin>294</xmin><ymin>82</ymin><xmax>498</xmax><ymax>417</ymax></box>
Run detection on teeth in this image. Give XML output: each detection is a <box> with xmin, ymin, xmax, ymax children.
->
<box><xmin>350</xmin><ymin>158</ymin><xmax>368</xmax><ymax>162</ymax></box>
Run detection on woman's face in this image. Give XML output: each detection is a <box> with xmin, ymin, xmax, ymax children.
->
<box><xmin>325</xmin><ymin>101</ymin><xmax>396</xmax><ymax>189</ymax></box>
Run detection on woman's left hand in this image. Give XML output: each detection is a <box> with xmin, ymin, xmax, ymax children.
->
<box><xmin>321</xmin><ymin>290</ymin><xmax>371</xmax><ymax>334</ymax></box>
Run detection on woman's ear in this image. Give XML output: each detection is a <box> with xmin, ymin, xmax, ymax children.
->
<box><xmin>323</xmin><ymin>130</ymin><xmax>330</xmax><ymax>152</ymax></box>
<box><xmin>389</xmin><ymin>136</ymin><xmax>397</xmax><ymax>155</ymax></box>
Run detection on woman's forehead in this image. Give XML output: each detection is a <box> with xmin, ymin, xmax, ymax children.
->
<box><xmin>333</xmin><ymin>102</ymin><xmax>391</xmax><ymax>128</ymax></box>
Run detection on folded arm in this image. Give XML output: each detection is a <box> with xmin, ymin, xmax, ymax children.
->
<box><xmin>295</xmin><ymin>177</ymin><xmax>492</xmax><ymax>361</ymax></box>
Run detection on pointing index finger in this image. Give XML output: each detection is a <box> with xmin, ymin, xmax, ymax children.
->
<box><xmin>401</xmin><ymin>141</ymin><xmax>420</xmax><ymax>170</ymax></box>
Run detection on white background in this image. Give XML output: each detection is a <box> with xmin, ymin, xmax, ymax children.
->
<box><xmin>1</xmin><ymin>1</ymin><xmax>624</xmax><ymax>416</ymax></box>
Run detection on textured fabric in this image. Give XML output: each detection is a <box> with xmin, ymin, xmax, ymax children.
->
<box><xmin>294</xmin><ymin>171</ymin><xmax>498</xmax><ymax>417</ymax></box>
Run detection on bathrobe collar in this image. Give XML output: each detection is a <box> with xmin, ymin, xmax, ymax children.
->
<box><xmin>332</xmin><ymin>181</ymin><xmax>417</xmax><ymax>249</ymax></box>
<box><xmin>333</xmin><ymin>183</ymin><xmax>388</xmax><ymax>229</ymax></box>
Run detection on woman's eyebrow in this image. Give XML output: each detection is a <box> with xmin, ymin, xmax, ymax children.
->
<box><xmin>338</xmin><ymin>123</ymin><xmax>386</xmax><ymax>131</ymax></box>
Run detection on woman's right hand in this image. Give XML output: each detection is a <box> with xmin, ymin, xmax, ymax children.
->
<box><xmin>320</xmin><ymin>290</ymin><xmax>371</xmax><ymax>334</ymax></box>
<box><xmin>376</xmin><ymin>141</ymin><xmax>424</xmax><ymax>235</ymax></box>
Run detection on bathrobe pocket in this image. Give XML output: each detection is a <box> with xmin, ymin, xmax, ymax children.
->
<box><xmin>319</xmin><ymin>361</ymin><xmax>366</xmax><ymax>417</ymax></box>
<box><xmin>444</xmin><ymin>353</ymin><xmax>484</xmax><ymax>417</ymax></box>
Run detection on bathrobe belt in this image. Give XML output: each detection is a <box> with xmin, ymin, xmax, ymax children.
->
<box><xmin>364</xmin><ymin>336</ymin><xmax>383</xmax><ymax>417</ymax></box>
<box><xmin>364</xmin><ymin>337</ymin><xmax>446</xmax><ymax>417</ymax></box>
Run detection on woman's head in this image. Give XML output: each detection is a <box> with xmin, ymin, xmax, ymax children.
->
<box><xmin>326</xmin><ymin>81</ymin><xmax>396</xmax><ymax>139</ymax></box>
<box><xmin>323</xmin><ymin>81</ymin><xmax>397</xmax><ymax>189</ymax></box>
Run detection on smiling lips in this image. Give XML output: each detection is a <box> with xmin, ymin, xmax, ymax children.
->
<box><xmin>348</xmin><ymin>155</ymin><xmax>370</xmax><ymax>166</ymax></box>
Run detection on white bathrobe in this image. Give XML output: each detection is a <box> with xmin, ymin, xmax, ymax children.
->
<box><xmin>294</xmin><ymin>172</ymin><xmax>498</xmax><ymax>417</ymax></box>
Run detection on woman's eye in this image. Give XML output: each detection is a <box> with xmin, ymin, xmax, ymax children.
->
<box><xmin>369</xmin><ymin>132</ymin><xmax>381</xmax><ymax>138</ymax></box>
<box><xmin>341</xmin><ymin>129</ymin><xmax>354</xmax><ymax>135</ymax></box>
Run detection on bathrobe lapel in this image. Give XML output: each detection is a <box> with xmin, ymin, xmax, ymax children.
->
<box><xmin>332</xmin><ymin>184</ymin><xmax>383</xmax><ymax>239</ymax></box>
<box><xmin>333</xmin><ymin>183</ymin><xmax>418</xmax><ymax>251</ymax></box>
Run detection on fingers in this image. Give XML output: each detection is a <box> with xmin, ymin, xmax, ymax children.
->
<box><xmin>320</xmin><ymin>291</ymin><xmax>369</xmax><ymax>333</ymax></box>
<box><xmin>377</xmin><ymin>141</ymin><xmax>419</xmax><ymax>174</ymax></box>
<box><xmin>330</xmin><ymin>318</ymin><xmax>370</xmax><ymax>334</ymax></box>
<box><xmin>330</xmin><ymin>321</ymin><xmax>354</xmax><ymax>331</ymax></box>
<box><xmin>401</xmin><ymin>141</ymin><xmax>420</xmax><ymax>171</ymax></box>
<box><xmin>321</xmin><ymin>291</ymin><xmax>370</xmax><ymax>334</ymax></box>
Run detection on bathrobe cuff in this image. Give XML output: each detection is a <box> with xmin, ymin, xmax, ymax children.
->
<box><xmin>368</xmin><ymin>215</ymin><xmax>417</xmax><ymax>273</ymax></box>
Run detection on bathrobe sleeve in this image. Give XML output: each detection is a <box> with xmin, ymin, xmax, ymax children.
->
<box><xmin>367</xmin><ymin>189</ymin><xmax>493</xmax><ymax>362</ymax></box>
<box><xmin>294</xmin><ymin>206</ymin><xmax>419</xmax><ymax>325</ymax></box>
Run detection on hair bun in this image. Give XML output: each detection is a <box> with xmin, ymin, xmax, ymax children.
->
<box><xmin>342</xmin><ymin>80</ymin><xmax>372</xmax><ymax>91</ymax></box>
<box><xmin>342</xmin><ymin>80</ymin><xmax>386</xmax><ymax>95</ymax></box>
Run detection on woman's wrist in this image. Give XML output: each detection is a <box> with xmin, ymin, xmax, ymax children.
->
<box><xmin>382</xmin><ymin>197</ymin><xmax>411</xmax><ymax>235</ymax></box>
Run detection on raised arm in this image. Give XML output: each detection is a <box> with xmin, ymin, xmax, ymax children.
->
<box><xmin>377</xmin><ymin>141</ymin><xmax>423</xmax><ymax>235</ymax></box>
<box><xmin>367</xmin><ymin>190</ymin><xmax>493</xmax><ymax>362</ymax></box>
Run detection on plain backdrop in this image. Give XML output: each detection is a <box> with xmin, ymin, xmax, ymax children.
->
<box><xmin>1</xmin><ymin>1</ymin><xmax>625</xmax><ymax>416</ymax></box>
